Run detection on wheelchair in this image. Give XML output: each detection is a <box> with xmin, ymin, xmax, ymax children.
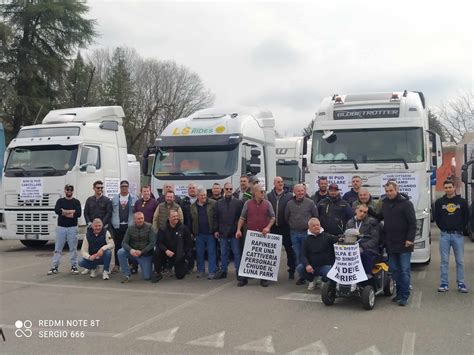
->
<box><xmin>321</xmin><ymin>230</ymin><xmax>394</xmax><ymax>310</ymax></box>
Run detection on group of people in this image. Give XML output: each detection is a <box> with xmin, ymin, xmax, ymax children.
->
<box><xmin>48</xmin><ymin>174</ymin><xmax>472</xmax><ymax>306</ymax></box>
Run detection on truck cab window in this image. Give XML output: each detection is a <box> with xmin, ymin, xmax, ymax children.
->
<box><xmin>80</xmin><ymin>145</ymin><xmax>101</xmax><ymax>171</ymax></box>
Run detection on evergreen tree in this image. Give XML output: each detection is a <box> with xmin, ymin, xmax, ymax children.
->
<box><xmin>1</xmin><ymin>0</ymin><xmax>96</xmax><ymax>133</ymax></box>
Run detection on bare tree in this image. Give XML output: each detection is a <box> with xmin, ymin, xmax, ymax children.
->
<box><xmin>437</xmin><ymin>92</ymin><xmax>473</xmax><ymax>143</ymax></box>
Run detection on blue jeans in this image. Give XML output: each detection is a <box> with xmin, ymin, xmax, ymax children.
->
<box><xmin>79</xmin><ymin>250</ymin><xmax>112</xmax><ymax>272</ymax></box>
<box><xmin>296</xmin><ymin>263</ymin><xmax>332</xmax><ymax>282</ymax></box>
<box><xmin>219</xmin><ymin>237</ymin><xmax>241</xmax><ymax>273</ymax></box>
<box><xmin>291</xmin><ymin>230</ymin><xmax>308</xmax><ymax>277</ymax></box>
<box><xmin>388</xmin><ymin>252</ymin><xmax>412</xmax><ymax>299</ymax></box>
<box><xmin>439</xmin><ymin>231</ymin><xmax>465</xmax><ymax>285</ymax></box>
<box><xmin>51</xmin><ymin>226</ymin><xmax>78</xmax><ymax>268</ymax></box>
<box><xmin>117</xmin><ymin>248</ymin><xmax>153</xmax><ymax>280</ymax></box>
<box><xmin>196</xmin><ymin>234</ymin><xmax>217</xmax><ymax>273</ymax></box>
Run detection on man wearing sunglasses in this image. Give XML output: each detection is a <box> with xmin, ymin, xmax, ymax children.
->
<box><xmin>48</xmin><ymin>184</ymin><xmax>82</xmax><ymax>275</ymax></box>
<box><xmin>84</xmin><ymin>180</ymin><xmax>113</xmax><ymax>229</ymax></box>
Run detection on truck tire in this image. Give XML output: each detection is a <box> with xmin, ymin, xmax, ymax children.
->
<box><xmin>20</xmin><ymin>240</ymin><xmax>48</xmax><ymax>248</ymax></box>
<box><xmin>361</xmin><ymin>285</ymin><xmax>375</xmax><ymax>310</ymax></box>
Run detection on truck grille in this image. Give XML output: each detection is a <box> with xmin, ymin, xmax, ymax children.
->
<box><xmin>7</xmin><ymin>194</ymin><xmax>52</xmax><ymax>207</ymax></box>
<box><xmin>17</xmin><ymin>213</ymin><xmax>49</xmax><ymax>222</ymax></box>
<box><xmin>16</xmin><ymin>225</ymin><xmax>49</xmax><ymax>235</ymax></box>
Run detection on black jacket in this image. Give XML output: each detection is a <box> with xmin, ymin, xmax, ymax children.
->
<box><xmin>267</xmin><ymin>189</ymin><xmax>293</xmax><ymax>227</ymax></box>
<box><xmin>301</xmin><ymin>231</ymin><xmax>339</xmax><ymax>267</ymax></box>
<box><xmin>346</xmin><ymin>216</ymin><xmax>380</xmax><ymax>255</ymax></box>
<box><xmin>381</xmin><ymin>193</ymin><xmax>416</xmax><ymax>253</ymax></box>
<box><xmin>215</xmin><ymin>196</ymin><xmax>243</xmax><ymax>238</ymax></box>
<box><xmin>310</xmin><ymin>191</ymin><xmax>328</xmax><ymax>206</ymax></box>
<box><xmin>84</xmin><ymin>195</ymin><xmax>112</xmax><ymax>227</ymax></box>
<box><xmin>157</xmin><ymin>221</ymin><xmax>193</xmax><ymax>260</ymax></box>
<box><xmin>317</xmin><ymin>196</ymin><xmax>354</xmax><ymax>236</ymax></box>
<box><xmin>434</xmin><ymin>194</ymin><xmax>469</xmax><ymax>232</ymax></box>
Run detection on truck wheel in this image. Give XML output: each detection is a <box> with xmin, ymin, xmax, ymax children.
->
<box><xmin>321</xmin><ymin>281</ymin><xmax>336</xmax><ymax>306</ymax></box>
<box><xmin>384</xmin><ymin>275</ymin><xmax>394</xmax><ymax>296</ymax></box>
<box><xmin>361</xmin><ymin>285</ymin><xmax>375</xmax><ymax>310</ymax></box>
<box><xmin>20</xmin><ymin>240</ymin><xmax>48</xmax><ymax>248</ymax></box>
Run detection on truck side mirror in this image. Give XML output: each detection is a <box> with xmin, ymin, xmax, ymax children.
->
<box><xmin>302</xmin><ymin>135</ymin><xmax>309</xmax><ymax>155</ymax></box>
<box><xmin>86</xmin><ymin>165</ymin><xmax>96</xmax><ymax>174</ymax></box>
<box><xmin>461</xmin><ymin>169</ymin><xmax>467</xmax><ymax>184</ymax></box>
<box><xmin>427</xmin><ymin>130</ymin><xmax>443</xmax><ymax>168</ymax></box>
<box><xmin>250</xmin><ymin>156</ymin><xmax>261</xmax><ymax>174</ymax></box>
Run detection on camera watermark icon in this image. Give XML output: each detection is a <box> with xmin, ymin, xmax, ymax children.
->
<box><xmin>15</xmin><ymin>320</ymin><xmax>33</xmax><ymax>338</ymax></box>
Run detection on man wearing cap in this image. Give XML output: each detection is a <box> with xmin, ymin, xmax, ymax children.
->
<box><xmin>343</xmin><ymin>175</ymin><xmax>363</xmax><ymax>206</ymax></box>
<box><xmin>236</xmin><ymin>184</ymin><xmax>275</xmax><ymax>287</ymax></box>
<box><xmin>233</xmin><ymin>175</ymin><xmax>253</xmax><ymax>201</ymax></box>
<box><xmin>84</xmin><ymin>180</ymin><xmax>112</xmax><ymax>228</ymax></box>
<box><xmin>318</xmin><ymin>183</ymin><xmax>353</xmax><ymax>236</ymax></box>
<box><xmin>48</xmin><ymin>184</ymin><xmax>82</xmax><ymax>275</ymax></box>
<box><xmin>111</xmin><ymin>180</ymin><xmax>137</xmax><ymax>272</ymax></box>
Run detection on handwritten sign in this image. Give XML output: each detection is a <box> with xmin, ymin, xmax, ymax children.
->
<box><xmin>104</xmin><ymin>178</ymin><xmax>120</xmax><ymax>199</ymax></box>
<box><xmin>327</xmin><ymin>243</ymin><xmax>367</xmax><ymax>284</ymax></box>
<box><xmin>381</xmin><ymin>173</ymin><xmax>419</xmax><ymax>207</ymax></box>
<box><xmin>238</xmin><ymin>230</ymin><xmax>282</xmax><ymax>281</ymax></box>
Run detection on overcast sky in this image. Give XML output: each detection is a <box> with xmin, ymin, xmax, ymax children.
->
<box><xmin>87</xmin><ymin>0</ymin><xmax>472</xmax><ymax>136</ymax></box>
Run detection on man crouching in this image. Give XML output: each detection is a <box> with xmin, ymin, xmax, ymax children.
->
<box><xmin>79</xmin><ymin>218</ymin><xmax>114</xmax><ymax>280</ymax></box>
<box><xmin>152</xmin><ymin>209</ymin><xmax>193</xmax><ymax>283</ymax></box>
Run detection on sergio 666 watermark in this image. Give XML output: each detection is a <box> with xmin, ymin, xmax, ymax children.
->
<box><xmin>14</xmin><ymin>319</ymin><xmax>101</xmax><ymax>339</ymax></box>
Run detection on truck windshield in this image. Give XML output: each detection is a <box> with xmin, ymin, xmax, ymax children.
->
<box><xmin>153</xmin><ymin>145</ymin><xmax>239</xmax><ymax>180</ymax></box>
<box><xmin>4</xmin><ymin>145</ymin><xmax>79</xmax><ymax>177</ymax></box>
<box><xmin>312</xmin><ymin>127</ymin><xmax>424</xmax><ymax>164</ymax></box>
<box><xmin>276</xmin><ymin>162</ymin><xmax>301</xmax><ymax>188</ymax></box>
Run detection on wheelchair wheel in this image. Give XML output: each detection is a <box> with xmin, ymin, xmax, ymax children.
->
<box><xmin>321</xmin><ymin>281</ymin><xmax>336</xmax><ymax>306</ymax></box>
<box><xmin>361</xmin><ymin>285</ymin><xmax>375</xmax><ymax>310</ymax></box>
<box><xmin>383</xmin><ymin>274</ymin><xmax>394</xmax><ymax>296</ymax></box>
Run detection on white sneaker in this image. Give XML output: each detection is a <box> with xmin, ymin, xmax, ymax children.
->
<box><xmin>90</xmin><ymin>268</ymin><xmax>98</xmax><ymax>278</ymax></box>
<box><xmin>307</xmin><ymin>281</ymin><xmax>316</xmax><ymax>290</ymax></box>
<box><xmin>81</xmin><ymin>269</ymin><xmax>90</xmax><ymax>275</ymax></box>
<box><xmin>102</xmin><ymin>271</ymin><xmax>109</xmax><ymax>280</ymax></box>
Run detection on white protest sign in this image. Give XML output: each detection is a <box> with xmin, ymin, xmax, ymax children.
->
<box><xmin>174</xmin><ymin>184</ymin><xmax>188</xmax><ymax>197</ymax></box>
<box><xmin>317</xmin><ymin>174</ymin><xmax>352</xmax><ymax>196</ymax></box>
<box><xmin>104</xmin><ymin>178</ymin><xmax>120</xmax><ymax>198</ymax></box>
<box><xmin>381</xmin><ymin>173</ymin><xmax>419</xmax><ymax>207</ymax></box>
<box><xmin>20</xmin><ymin>178</ymin><xmax>43</xmax><ymax>200</ymax></box>
<box><xmin>327</xmin><ymin>243</ymin><xmax>367</xmax><ymax>285</ymax></box>
<box><xmin>238</xmin><ymin>230</ymin><xmax>282</xmax><ymax>281</ymax></box>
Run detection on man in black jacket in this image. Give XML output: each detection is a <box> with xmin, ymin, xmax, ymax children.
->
<box><xmin>296</xmin><ymin>218</ymin><xmax>339</xmax><ymax>291</ymax></box>
<box><xmin>310</xmin><ymin>176</ymin><xmax>329</xmax><ymax>205</ymax></box>
<box><xmin>346</xmin><ymin>204</ymin><xmax>380</xmax><ymax>273</ymax></box>
<box><xmin>434</xmin><ymin>180</ymin><xmax>470</xmax><ymax>293</ymax></box>
<box><xmin>152</xmin><ymin>210</ymin><xmax>193</xmax><ymax>282</ymax></box>
<box><xmin>381</xmin><ymin>181</ymin><xmax>416</xmax><ymax>306</ymax></box>
<box><xmin>214</xmin><ymin>182</ymin><xmax>243</xmax><ymax>279</ymax></box>
<box><xmin>84</xmin><ymin>180</ymin><xmax>112</xmax><ymax>228</ymax></box>
<box><xmin>267</xmin><ymin>177</ymin><xmax>296</xmax><ymax>279</ymax></box>
<box><xmin>318</xmin><ymin>183</ymin><xmax>353</xmax><ymax>236</ymax></box>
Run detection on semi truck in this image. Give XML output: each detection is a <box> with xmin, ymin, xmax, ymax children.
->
<box><xmin>143</xmin><ymin>107</ymin><xmax>276</xmax><ymax>196</ymax></box>
<box><xmin>308</xmin><ymin>91</ymin><xmax>443</xmax><ymax>263</ymax></box>
<box><xmin>1</xmin><ymin>106</ymin><xmax>140</xmax><ymax>247</ymax></box>
<box><xmin>275</xmin><ymin>136</ymin><xmax>310</xmax><ymax>189</ymax></box>
<box><xmin>0</xmin><ymin>123</ymin><xmax>5</xmax><ymax>238</ymax></box>
<box><xmin>455</xmin><ymin>131</ymin><xmax>474</xmax><ymax>240</ymax></box>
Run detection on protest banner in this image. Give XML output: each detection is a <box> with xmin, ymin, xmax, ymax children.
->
<box><xmin>104</xmin><ymin>178</ymin><xmax>120</xmax><ymax>199</ymax></box>
<box><xmin>327</xmin><ymin>243</ymin><xmax>367</xmax><ymax>285</ymax></box>
<box><xmin>238</xmin><ymin>230</ymin><xmax>282</xmax><ymax>281</ymax></box>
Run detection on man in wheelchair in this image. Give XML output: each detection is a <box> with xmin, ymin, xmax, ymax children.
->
<box><xmin>345</xmin><ymin>204</ymin><xmax>381</xmax><ymax>274</ymax></box>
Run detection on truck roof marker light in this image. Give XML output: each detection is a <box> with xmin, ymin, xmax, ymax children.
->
<box><xmin>334</xmin><ymin>96</ymin><xmax>343</xmax><ymax>104</ymax></box>
<box><xmin>390</xmin><ymin>93</ymin><xmax>400</xmax><ymax>101</ymax></box>
<box><xmin>409</xmin><ymin>107</ymin><xmax>418</xmax><ymax>111</ymax></box>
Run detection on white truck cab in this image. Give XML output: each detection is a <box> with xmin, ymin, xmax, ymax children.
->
<box><xmin>308</xmin><ymin>91</ymin><xmax>443</xmax><ymax>263</ymax></box>
<box><xmin>1</xmin><ymin>106</ymin><xmax>140</xmax><ymax>247</ymax></box>
<box><xmin>143</xmin><ymin>107</ymin><xmax>276</xmax><ymax>196</ymax></box>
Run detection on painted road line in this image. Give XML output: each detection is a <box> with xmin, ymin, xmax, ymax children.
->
<box><xmin>186</xmin><ymin>331</ymin><xmax>225</xmax><ymax>348</ymax></box>
<box><xmin>137</xmin><ymin>327</ymin><xmax>179</xmax><ymax>342</ymax></box>
<box><xmin>401</xmin><ymin>332</ymin><xmax>416</xmax><ymax>355</ymax></box>
<box><xmin>236</xmin><ymin>335</ymin><xmax>275</xmax><ymax>353</ymax></box>
<box><xmin>276</xmin><ymin>292</ymin><xmax>322</xmax><ymax>303</ymax></box>
<box><xmin>287</xmin><ymin>340</ymin><xmax>329</xmax><ymax>355</ymax></box>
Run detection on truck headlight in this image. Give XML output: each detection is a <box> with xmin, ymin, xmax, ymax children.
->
<box><xmin>415</xmin><ymin>219</ymin><xmax>424</xmax><ymax>240</ymax></box>
<box><xmin>414</xmin><ymin>241</ymin><xmax>425</xmax><ymax>249</ymax></box>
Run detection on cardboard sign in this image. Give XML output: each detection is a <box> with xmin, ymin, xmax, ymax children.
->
<box><xmin>238</xmin><ymin>230</ymin><xmax>282</xmax><ymax>281</ymax></box>
<box><xmin>316</xmin><ymin>174</ymin><xmax>351</xmax><ymax>196</ymax></box>
<box><xmin>20</xmin><ymin>178</ymin><xmax>43</xmax><ymax>200</ymax></box>
<box><xmin>327</xmin><ymin>243</ymin><xmax>367</xmax><ymax>285</ymax></box>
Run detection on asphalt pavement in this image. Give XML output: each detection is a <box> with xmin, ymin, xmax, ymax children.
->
<box><xmin>0</xmin><ymin>225</ymin><xmax>472</xmax><ymax>354</ymax></box>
